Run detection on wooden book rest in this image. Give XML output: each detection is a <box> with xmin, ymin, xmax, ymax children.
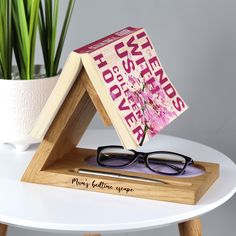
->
<box><xmin>22</xmin><ymin>68</ymin><xmax>219</xmax><ymax>205</ymax></box>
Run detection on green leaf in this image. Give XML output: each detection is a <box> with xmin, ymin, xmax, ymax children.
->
<box><xmin>29</xmin><ymin>0</ymin><xmax>40</xmax><ymax>79</ymax></box>
<box><xmin>38</xmin><ymin>1</ymin><xmax>50</xmax><ymax>74</ymax></box>
<box><xmin>0</xmin><ymin>0</ymin><xmax>12</xmax><ymax>79</ymax></box>
<box><xmin>39</xmin><ymin>0</ymin><xmax>75</xmax><ymax>76</ymax></box>
<box><xmin>6</xmin><ymin>0</ymin><xmax>12</xmax><ymax>79</ymax></box>
<box><xmin>50</xmin><ymin>0</ymin><xmax>59</xmax><ymax>76</ymax></box>
<box><xmin>12</xmin><ymin>1</ymin><xmax>27</xmax><ymax>79</ymax></box>
<box><xmin>12</xmin><ymin>0</ymin><xmax>40</xmax><ymax>80</ymax></box>
<box><xmin>53</xmin><ymin>0</ymin><xmax>75</xmax><ymax>75</ymax></box>
<box><xmin>15</xmin><ymin>0</ymin><xmax>29</xmax><ymax>59</ymax></box>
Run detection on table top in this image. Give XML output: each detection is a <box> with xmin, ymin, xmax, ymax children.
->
<box><xmin>0</xmin><ymin>129</ymin><xmax>235</xmax><ymax>233</ymax></box>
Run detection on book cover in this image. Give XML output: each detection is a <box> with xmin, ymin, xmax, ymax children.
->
<box><xmin>76</xmin><ymin>27</ymin><xmax>188</xmax><ymax>146</ymax></box>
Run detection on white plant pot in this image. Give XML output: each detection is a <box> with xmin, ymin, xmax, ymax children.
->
<box><xmin>0</xmin><ymin>71</ymin><xmax>58</xmax><ymax>151</ymax></box>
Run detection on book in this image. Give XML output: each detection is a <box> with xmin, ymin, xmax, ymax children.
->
<box><xmin>31</xmin><ymin>26</ymin><xmax>188</xmax><ymax>148</ymax></box>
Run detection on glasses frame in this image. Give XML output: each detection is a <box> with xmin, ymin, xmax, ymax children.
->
<box><xmin>97</xmin><ymin>145</ymin><xmax>194</xmax><ymax>175</ymax></box>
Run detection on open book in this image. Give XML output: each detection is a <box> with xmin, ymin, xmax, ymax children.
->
<box><xmin>31</xmin><ymin>26</ymin><xmax>188</xmax><ymax>148</ymax></box>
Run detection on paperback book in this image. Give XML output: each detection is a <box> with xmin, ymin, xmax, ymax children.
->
<box><xmin>31</xmin><ymin>26</ymin><xmax>188</xmax><ymax>148</ymax></box>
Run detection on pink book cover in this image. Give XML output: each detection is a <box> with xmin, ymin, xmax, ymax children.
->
<box><xmin>75</xmin><ymin>27</ymin><xmax>188</xmax><ymax>146</ymax></box>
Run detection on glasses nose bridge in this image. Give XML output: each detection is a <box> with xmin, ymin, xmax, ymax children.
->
<box><xmin>136</xmin><ymin>152</ymin><xmax>146</xmax><ymax>160</ymax></box>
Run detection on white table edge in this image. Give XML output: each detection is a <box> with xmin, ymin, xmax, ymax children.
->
<box><xmin>0</xmin><ymin>185</ymin><xmax>235</xmax><ymax>233</ymax></box>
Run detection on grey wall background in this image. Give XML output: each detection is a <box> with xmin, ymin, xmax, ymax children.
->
<box><xmin>9</xmin><ymin>0</ymin><xmax>236</xmax><ymax>235</ymax></box>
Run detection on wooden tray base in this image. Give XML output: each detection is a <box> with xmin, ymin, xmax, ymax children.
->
<box><xmin>23</xmin><ymin>147</ymin><xmax>219</xmax><ymax>205</ymax></box>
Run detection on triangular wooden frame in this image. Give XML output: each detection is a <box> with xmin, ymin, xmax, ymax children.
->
<box><xmin>21</xmin><ymin>67</ymin><xmax>109</xmax><ymax>182</ymax></box>
<box><xmin>22</xmin><ymin>67</ymin><xmax>219</xmax><ymax>205</ymax></box>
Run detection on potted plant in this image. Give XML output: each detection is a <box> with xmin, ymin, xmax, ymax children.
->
<box><xmin>0</xmin><ymin>0</ymin><xmax>75</xmax><ymax>151</ymax></box>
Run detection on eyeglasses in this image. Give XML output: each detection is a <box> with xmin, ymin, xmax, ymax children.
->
<box><xmin>97</xmin><ymin>145</ymin><xmax>194</xmax><ymax>175</ymax></box>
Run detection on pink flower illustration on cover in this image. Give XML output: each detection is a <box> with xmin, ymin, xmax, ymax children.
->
<box><xmin>127</xmin><ymin>72</ymin><xmax>176</xmax><ymax>145</ymax></box>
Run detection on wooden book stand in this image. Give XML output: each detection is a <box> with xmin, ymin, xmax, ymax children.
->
<box><xmin>21</xmin><ymin>68</ymin><xmax>219</xmax><ymax>205</ymax></box>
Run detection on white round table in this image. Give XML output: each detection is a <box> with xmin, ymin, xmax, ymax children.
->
<box><xmin>0</xmin><ymin>129</ymin><xmax>235</xmax><ymax>236</ymax></box>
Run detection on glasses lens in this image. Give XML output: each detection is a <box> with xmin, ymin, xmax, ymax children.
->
<box><xmin>98</xmin><ymin>147</ymin><xmax>135</xmax><ymax>167</ymax></box>
<box><xmin>147</xmin><ymin>153</ymin><xmax>186</xmax><ymax>174</ymax></box>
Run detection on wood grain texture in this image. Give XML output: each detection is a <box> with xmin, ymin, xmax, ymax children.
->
<box><xmin>22</xmin><ymin>68</ymin><xmax>96</xmax><ymax>182</ymax></box>
<box><xmin>178</xmin><ymin>218</ymin><xmax>202</xmax><ymax>236</ymax></box>
<box><xmin>31</xmin><ymin>52</ymin><xmax>83</xmax><ymax>139</ymax></box>
<box><xmin>23</xmin><ymin>144</ymin><xmax>219</xmax><ymax>204</ymax></box>
<box><xmin>81</xmin><ymin>71</ymin><xmax>111</xmax><ymax>127</ymax></box>
<box><xmin>0</xmin><ymin>224</ymin><xmax>7</xmax><ymax>236</ymax></box>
